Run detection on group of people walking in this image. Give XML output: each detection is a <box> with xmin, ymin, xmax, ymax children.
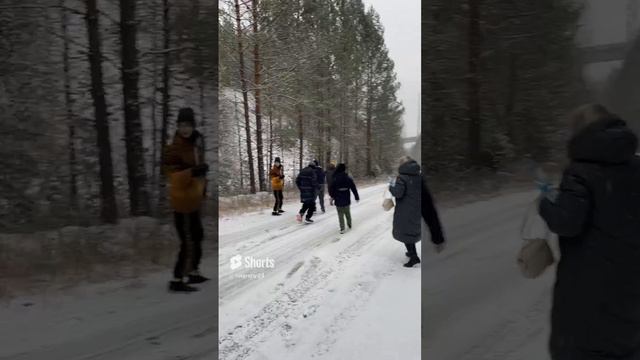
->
<box><xmin>266</xmin><ymin>153</ymin><xmax>447</xmax><ymax>268</ymax></box>
<box><xmin>269</xmin><ymin>158</ymin><xmax>359</xmax><ymax>236</ymax></box>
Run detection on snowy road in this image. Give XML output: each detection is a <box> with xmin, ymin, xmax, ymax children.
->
<box><xmin>218</xmin><ymin>183</ymin><xmax>420</xmax><ymax>360</ymax></box>
<box><xmin>0</xmin><ymin>182</ymin><xmax>421</xmax><ymax>360</ymax></box>
<box><xmin>0</xmin><ymin>186</ymin><xmax>556</xmax><ymax>360</ymax></box>
<box><xmin>423</xmin><ymin>190</ymin><xmax>555</xmax><ymax>360</ymax></box>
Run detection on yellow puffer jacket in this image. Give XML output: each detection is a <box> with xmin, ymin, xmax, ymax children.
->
<box><xmin>164</xmin><ymin>132</ymin><xmax>206</xmax><ymax>213</ymax></box>
<box><xmin>270</xmin><ymin>165</ymin><xmax>284</xmax><ymax>191</ymax></box>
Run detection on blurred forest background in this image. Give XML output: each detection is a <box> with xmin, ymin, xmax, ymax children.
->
<box><xmin>0</xmin><ymin>0</ymin><xmax>218</xmax><ymax>232</ymax></box>
<box><xmin>422</xmin><ymin>0</ymin><xmax>640</xmax><ymax>178</ymax></box>
<box><xmin>423</xmin><ymin>0</ymin><xmax>588</xmax><ymax>174</ymax></box>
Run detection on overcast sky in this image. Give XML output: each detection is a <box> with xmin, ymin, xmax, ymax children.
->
<box><xmin>362</xmin><ymin>0</ymin><xmax>420</xmax><ymax>138</ymax></box>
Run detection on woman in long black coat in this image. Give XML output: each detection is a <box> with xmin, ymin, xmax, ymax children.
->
<box><xmin>390</xmin><ymin>157</ymin><xmax>445</xmax><ymax>267</ymax></box>
<box><xmin>538</xmin><ymin>104</ymin><xmax>640</xmax><ymax>360</ymax></box>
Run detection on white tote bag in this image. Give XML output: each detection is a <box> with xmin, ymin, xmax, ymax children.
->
<box><xmin>382</xmin><ymin>188</ymin><xmax>395</xmax><ymax>212</ymax></box>
<box><xmin>517</xmin><ymin>198</ymin><xmax>555</xmax><ymax>279</ymax></box>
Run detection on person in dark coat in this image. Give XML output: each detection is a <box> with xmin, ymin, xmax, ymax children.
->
<box><xmin>296</xmin><ymin>161</ymin><xmax>318</xmax><ymax>223</ymax></box>
<box><xmin>389</xmin><ymin>156</ymin><xmax>422</xmax><ymax>267</ymax></box>
<box><xmin>329</xmin><ymin>163</ymin><xmax>360</xmax><ymax>234</ymax></box>
<box><xmin>313</xmin><ymin>159</ymin><xmax>327</xmax><ymax>213</ymax></box>
<box><xmin>422</xmin><ymin>174</ymin><xmax>445</xmax><ymax>252</ymax></box>
<box><xmin>538</xmin><ymin>104</ymin><xmax>640</xmax><ymax>360</ymax></box>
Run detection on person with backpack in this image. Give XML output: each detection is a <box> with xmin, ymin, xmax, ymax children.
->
<box><xmin>389</xmin><ymin>156</ymin><xmax>422</xmax><ymax>268</ymax></box>
<box><xmin>313</xmin><ymin>159</ymin><xmax>326</xmax><ymax>213</ymax></box>
<box><xmin>269</xmin><ymin>157</ymin><xmax>285</xmax><ymax>216</ymax></box>
<box><xmin>537</xmin><ymin>104</ymin><xmax>640</xmax><ymax>359</ymax></box>
<box><xmin>163</xmin><ymin>107</ymin><xmax>210</xmax><ymax>292</ymax></box>
<box><xmin>329</xmin><ymin>163</ymin><xmax>360</xmax><ymax>234</ymax></box>
<box><xmin>296</xmin><ymin>161</ymin><xmax>318</xmax><ymax>224</ymax></box>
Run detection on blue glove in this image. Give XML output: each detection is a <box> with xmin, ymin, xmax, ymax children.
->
<box><xmin>536</xmin><ymin>180</ymin><xmax>559</xmax><ymax>202</ymax></box>
<box><xmin>536</xmin><ymin>180</ymin><xmax>552</xmax><ymax>194</ymax></box>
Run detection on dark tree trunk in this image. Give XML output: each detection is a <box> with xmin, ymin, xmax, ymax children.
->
<box><xmin>234</xmin><ymin>93</ymin><xmax>244</xmax><ymax>190</ymax></box>
<box><xmin>85</xmin><ymin>0</ymin><xmax>118</xmax><ymax>223</ymax></box>
<box><xmin>298</xmin><ymin>105</ymin><xmax>304</xmax><ymax>171</ymax></box>
<box><xmin>150</xmin><ymin>4</ymin><xmax>160</xmax><ymax>204</ymax></box>
<box><xmin>365</xmin><ymin>64</ymin><xmax>373</xmax><ymax>176</ymax></box>
<box><xmin>278</xmin><ymin>113</ymin><xmax>283</xmax><ymax>159</ymax></box>
<box><xmin>325</xmin><ymin>71</ymin><xmax>331</xmax><ymax>165</ymax></box>
<box><xmin>251</xmin><ymin>0</ymin><xmax>266</xmax><ymax>192</ymax></box>
<box><xmin>234</xmin><ymin>0</ymin><xmax>256</xmax><ymax>193</ymax></box>
<box><xmin>504</xmin><ymin>53</ymin><xmax>517</xmax><ymax>144</ymax></box>
<box><xmin>60</xmin><ymin>1</ymin><xmax>78</xmax><ymax>211</ymax></box>
<box><xmin>339</xmin><ymin>89</ymin><xmax>345</xmax><ymax>162</ymax></box>
<box><xmin>467</xmin><ymin>0</ymin><xmax>482</xmax><ymax>165</ymax></box>
<box><xmin>158</xmin><ymin>0</ymin><xmax>171</xmax><ymax>208</ymax></box>
<box><xmin>67</xmin><ymin>125</ymin><xmax>78</xmax><ymax>209</ymax></box>
<box><xmin>151</xmin><ymin>65</ymin><xmax>159</xmax><ymax>200</ymax></box>
<box><xmin>120</xmin><ymin>0</ymin><xmax>150</xmax><ymax>216</ymax></box>
<box><xmin>199</xmin><ymin>80</ymin><xmax>205</xmax><ymax>127</ymax></box>
<box><xmin>347</xmin><ymin>79</ymin><xmax>359</xmax><ymax>165</ymax></box>
<box><xmin>268</xmin><ymin>104</ymin><xmax>273</xmax><ymax>167</ymax></box>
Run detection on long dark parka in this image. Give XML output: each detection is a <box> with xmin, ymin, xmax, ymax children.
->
<box><xmin>389</xmin><ymin>159</ymin><xmax>422</xmax><ymax>244</ymax></box>
<box><xmin>539</xmin><ymin>115</ymin><xmax>640</xmax><ymax>359</ymax></box>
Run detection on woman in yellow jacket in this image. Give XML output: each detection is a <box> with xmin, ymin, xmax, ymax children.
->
<box><xmin>269</xmin><ymin>157</ymin><xmax>285</xmax><ymax>216</ymax></box>
<box><xmin>164</xmin><ymin>108</ymin><xmax>209</xmax><ymax>292</ymax></box>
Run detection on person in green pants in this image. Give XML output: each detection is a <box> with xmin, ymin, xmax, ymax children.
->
<box><xmin>328</xmin><ymin>163</ymin><xmax>360</xmax><ymax>234</ymax></box>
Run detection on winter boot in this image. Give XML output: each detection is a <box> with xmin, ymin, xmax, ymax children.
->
<box><xmin>278</xmin><ymin>209</ymin><xmax>285</xmax><ymax>213</ymax></box>
<box><xmin>403</xmin><ymin>257</ymin><xmax>421</xmax><ymax>268</ymax></box>
<box><xmin>187</xmin><ymin>274</ymin><xmax>210</xmax><ymax>284</ymax></box>
<box><xmin>339</xmin><ymin>229</ymin><xmax>345</xmax><ymax>234</ymax></box>
<box><xmin>304</xmin><ymin>218</ymin><xmax>314</xmax><ymax>224</ymax></box>
<box><xmin>169</xmin><ymin>280</ymin><xmax>198</xmax><ymax>293</ymax></box>
<box><xmin>272</xmin><ymin>211</ymin><xmax>281</xmax><ymax>216</ymax></box>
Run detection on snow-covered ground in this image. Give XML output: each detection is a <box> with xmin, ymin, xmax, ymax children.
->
<box><xmin>0</xmin><ymin>184</ymin><xmax>557</xmax><ymax>360</ymax></box>
<box><xmin>0</xmin><ymin>183</ymin><xmax>420</xmax><ymax>360</ymax></box>
<box><xmin>423</xmin><ymin>190</ymin><xmax>555</xmax><ymax>360</ymax></box>
<box><xmin>218</xmin><ymin>183</ymin><xmax>420</xmax><ymax>360</ymax></box>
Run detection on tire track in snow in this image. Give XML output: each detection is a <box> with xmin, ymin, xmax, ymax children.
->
<box><xmin>219</xmin><ymin>213</ymin><xmax>392</xmax><ymax>360</ymax></box>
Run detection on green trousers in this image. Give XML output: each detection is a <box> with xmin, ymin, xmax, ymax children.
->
<box><xmin>337</xmin><ymin>206</ymin><xmax>352</xmax><ymax>231</ymax></box>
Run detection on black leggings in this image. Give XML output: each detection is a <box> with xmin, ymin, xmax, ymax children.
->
<box><xmin>273</xmin><ymin>190</ymin><xmax>283</xmax><ymax>211</ymax></box>
<box><xmin>405</xmin><ymin>243</ymin><xmax>419</xmax><ymax>259</ymax></box>
<box><xmin>173</xmin><ymin>211</ymin><xmax>204</xmax><ymax>279</ymax></box>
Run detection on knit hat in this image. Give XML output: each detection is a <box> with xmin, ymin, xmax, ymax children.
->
<box><xmin>177</xmin><ymin>107</ymin><xmax>195</xmax><ymax>126</ymax></box>
<box><xmin>274</xmin><ymin>157</ymin><xmax>281</xmax><ymax>163</ymax></box>
<box><xmin>336</xmin><ymin>163</ymin><xmax>346</xmax><ymax>173</ymax></box>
